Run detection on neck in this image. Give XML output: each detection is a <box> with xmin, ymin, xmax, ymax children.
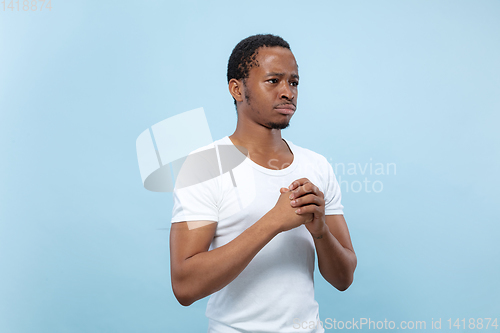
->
<box><xmin>229</xmin><ymin>118</ymin><xmax>286</xmax><ymax>155</ymax></box>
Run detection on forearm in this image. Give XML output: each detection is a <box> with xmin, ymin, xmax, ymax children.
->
<box><xmin>314</xmin><ymin>224</ymin><xmax>357</xmax><ymax>291</ymax></box>
<box><xmin>172</xmin><ymin>213</ymin><xmax>280</xmax><ymax>306</ymax></box>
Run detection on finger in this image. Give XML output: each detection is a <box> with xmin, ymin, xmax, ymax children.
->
<box><xmin>295</xmin><ymin>204</ymin><xmax>324</xmax><ymax>216</ymax></box>
<box><xmin>288</xmin><ymin>178</ymin><xmax>311</xmax><ymax>191</ymax></box>
<box><xmin>296</xmin><ymin>206</ymin><xmax>325</xmax><ymax>224</ymax></box>
<box><xmin>290</xmin><ymin>194</ymin><xmax>324</xmax><ymax>208</ymax></box>
<box><xmin>289</xmin><ymin>182</ymin><xmax>313</xmax><ymax>199</ymax></box>
<box><xmin>290</xmin><ymin>182</ymin><xmax>323</xmax><ymax>199</ymax></box>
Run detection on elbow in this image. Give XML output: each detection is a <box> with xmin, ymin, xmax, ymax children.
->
<box><xmin>172</xmin><ymin>279</ymin><xmax>196</xmax><ymax>307</ymax></box>
<box><xmin>335</xmin><ymin>275</ymin><xmax>354</xmax><ymax>292</ymax></box>
<box><xmin>332</xmin><ymin>261</ymin><xmax>357</xmax><ymax>291</ymax></box>
<box><xmin>174</xmin><ymin>292</ymin><xmax>194</xmax><ymax>307</ymax></box>
<box><xmin>324</xmin><ymin>272</ymin><xmax>354</xmax><ymax>292</ymax></box>
<box><xmin>337</xmin><ymin>254</ymin><xmax>357</xmax><ymax>291</ymax></box>
<box><xmin>177</xmin><ymin>297</ymin><xmax>195</xmax><ymax>307</ymax></box>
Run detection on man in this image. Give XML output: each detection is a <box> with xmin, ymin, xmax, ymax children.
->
<box><xmin>170</xmin><ymin>34</ymin><xmax>356</xmax><ymax>333</ymax></box>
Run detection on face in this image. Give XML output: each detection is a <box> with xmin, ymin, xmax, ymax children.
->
<box><xmin>238</xmin><ymin>47</ymin><xmax>299</xmax><ymax>130</ymax></box>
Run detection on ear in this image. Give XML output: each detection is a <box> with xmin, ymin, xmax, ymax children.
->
<box><xmin>228</xmin><ymin>78</ymin><xmax>245</xmax><ymax>103</ymax></box>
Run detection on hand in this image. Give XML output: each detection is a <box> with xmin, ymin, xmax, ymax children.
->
<box><xmin>268</xmin><ymin>188</ymin><xmax>314</xmax><ymax>233</ymax></box>
<box><xmin>288</xmin><ymin>178</ymin><xmax>327</xmax><ymax>239</ymax></box>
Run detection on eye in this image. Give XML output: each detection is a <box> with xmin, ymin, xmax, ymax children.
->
<box><xmin>290</xmin><ymin>81</ymin><xmax>299</xmax><ymax>87</ymax></box>
<box><xmin>267</xmin><ymin>78</ymin><xmax>279</xmax><ymax>84</ymax></box>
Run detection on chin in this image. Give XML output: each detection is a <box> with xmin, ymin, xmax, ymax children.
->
<box><xmin>266</xmin><ymin>121</ymin><xmax>290</xmax><ymax>130</ymax></box>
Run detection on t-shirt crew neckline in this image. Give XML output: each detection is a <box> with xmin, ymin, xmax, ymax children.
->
<box><xmin>224</xmin><ymin>136</ymin><xmax>299</xmax><ymax>176</ymax></box>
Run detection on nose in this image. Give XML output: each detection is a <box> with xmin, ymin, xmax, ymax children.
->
<box><xmin>280</xmin><ymin>82</ymin><xmax>294</xmax><ymax>101</ymax></box>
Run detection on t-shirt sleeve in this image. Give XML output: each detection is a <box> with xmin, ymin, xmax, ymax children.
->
<box><xmin>171</xmin><ymin>178</ymin><xmax>219</xmax><ymax>223</ymax></box>
<box><xmin>170</xmin><ymin>148</ymin><xmax>220</xmax><ymax>223</ymax></box>
<box><xmin>323</xmin><ymin>159</ymin><xmax>344</xmax><ymax>215</ymax></box>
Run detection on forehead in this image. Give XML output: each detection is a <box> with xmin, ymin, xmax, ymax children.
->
<box><xmin>250</xmin><ymin>46</ymin><xmax>298</xmax><ymax>76</ymax></box>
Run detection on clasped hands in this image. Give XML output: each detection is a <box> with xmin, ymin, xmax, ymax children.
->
<box><xmin>279</xmin><ymin>178</ymin><xmax>327</xmax><ymax>239</ymax></box>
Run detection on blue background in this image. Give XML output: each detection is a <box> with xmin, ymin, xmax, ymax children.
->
<box><xmin>1</xmin><ymin>0</ymin><xmax>499</xmax><ymax>332</ymax></box>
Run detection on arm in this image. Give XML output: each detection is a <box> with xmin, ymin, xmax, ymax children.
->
<box><xmin>288</xmin><ymin>178</ymin><xmax>357</xmax><ymax>291</ymax></box>
<box><xmin>312</xmin><ymin>215</ymin><xmax>357</xmax><ymax>291</ymax></box>
<box><xmin>169</xmin><ymin>191</ymin><xmax>313</xmax><ymax>306</ymax></box>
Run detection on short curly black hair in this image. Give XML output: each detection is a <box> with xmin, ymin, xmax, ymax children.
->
<box><xmin>227</xmin><ymin>34</ymin><xmax>291</xmax><ymax>104</ymax></box>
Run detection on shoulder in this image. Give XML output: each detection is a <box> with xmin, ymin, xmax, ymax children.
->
<box><xmin>174</xmin><ymin>136</ymin><xmax>231</xmax><ymax>190</ymax></box>
<box><xmin>182</xmin><ymin>136</ymin><xmax>232</xmax><ymax>171</ymax></box>
<box><xmin>188</xmin><ymin>136</ymin><xmax>229</xmax><ymax>154</ymax></box>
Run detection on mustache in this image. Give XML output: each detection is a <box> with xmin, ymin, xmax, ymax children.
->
<box><xmin>274</xmin><ymin>102</ymin><xmax>296</xmax><ymax>109</ymax></box>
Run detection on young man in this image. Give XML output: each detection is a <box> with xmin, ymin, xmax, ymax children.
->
<box><xmin>170</xmin><ymin>34</ymin><xmax>356</xmax><ymax>333</ymax></box>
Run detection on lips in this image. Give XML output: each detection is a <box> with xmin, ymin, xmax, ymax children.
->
<box><xmin>274</xmin><ymin>104</ymin><xmax>296</xmax><ymax>115</ymax></box>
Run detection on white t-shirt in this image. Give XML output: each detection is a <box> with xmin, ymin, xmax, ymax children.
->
<box><xmin>171</xmin><ymin>136</ymin><xmax>344</xmax><ymax>333</ymax></box>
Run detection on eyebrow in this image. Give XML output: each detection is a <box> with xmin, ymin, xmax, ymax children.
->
<box><xmin>265</xmin><ymin>72</ymin><xmax>300</xmax><ymax>79</ymax></box>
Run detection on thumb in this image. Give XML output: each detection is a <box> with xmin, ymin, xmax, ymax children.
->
<box><xmin>280</xmin><ymin>187</ymin><xmax>290</xmax><ymax>194</ymax></box>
